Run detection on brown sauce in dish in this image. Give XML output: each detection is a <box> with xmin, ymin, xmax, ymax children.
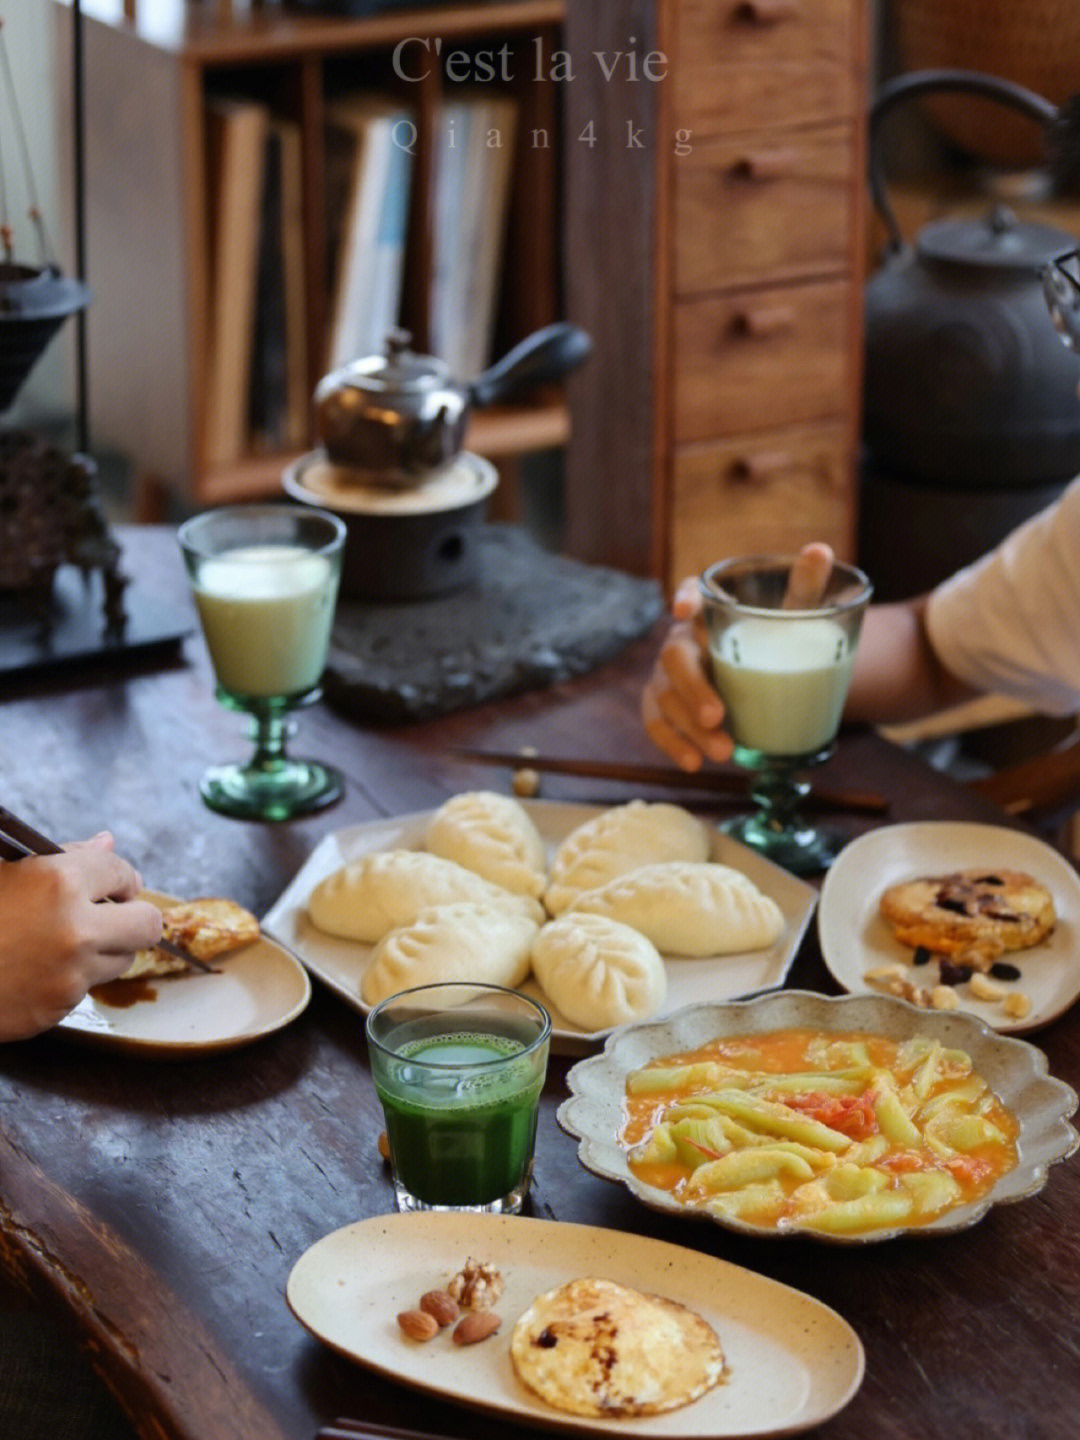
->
<box><xmin>89</xmin><ymin>977</ymin><xmax>158</xmax><ymax>1008</ymax></box>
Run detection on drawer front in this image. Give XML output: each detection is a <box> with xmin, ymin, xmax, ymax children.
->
<box><xmin>671</xmin><ymin>0</ymin><xmax>859</xmax><ymax>133</ymax></box>
<box><xmin>673</xmin><ymin>280</ymin><xmax>854</xmax><ymax>442</ymax></box>
<box><xmin>668</xmin><ymin>422</ymin><xmax>855</xmax><ymax>582</ymax></box>
<box><xmin>675</xmin><ymin>125</ymin><xmax>856</xmax><ymax>295</ymax></box>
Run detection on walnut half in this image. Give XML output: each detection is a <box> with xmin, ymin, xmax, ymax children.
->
<box><xmin>446</xmin><ymin>1257</ymin><xmax>504</xmax><ymax>1310</ymax></box>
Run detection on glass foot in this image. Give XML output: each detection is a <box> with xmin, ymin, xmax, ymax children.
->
<box><xmin>722</xmin><ymin>811</ymin><xmax>843</xmax><ymax>875</ymax></box>
<box><xmin>390</xmin><ymin>1162</ymin><xmax>533</xmax><ymax>1215</ymax></box>
<box><xmin>199</xmin><ymin>757</ymin><xmax>343</xmax><ymax>821</ymax></box>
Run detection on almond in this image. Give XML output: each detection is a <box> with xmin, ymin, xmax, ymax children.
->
<box><xmin>419</xmin><ymin>1290</ymin><xmax>460</xmax><ymax>1327</ymax></box>
<box><xmin>452</xmin><ymin>1310</ymin><xmax>501</xmax><ymax>1346</ymax></box>
<box><xmin>397</xmin><ymin>1308</ymin><xmax>439</xmax><ymax>1341</ymax></box>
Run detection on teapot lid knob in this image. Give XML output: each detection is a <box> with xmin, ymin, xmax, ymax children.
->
<box><xmin>385</xmin><ymin>327</ymin><xmax>413</xmax><ymax>359</ymax></box>
<box><xmin>988</xmin><ymin>204</ymin><xmax>1018</xmax><ymax>235</ymax></box>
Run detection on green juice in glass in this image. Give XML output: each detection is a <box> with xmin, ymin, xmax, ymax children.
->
<box><xmin>367</xmin><ymin>986</ymin><xmax>551</xmax><ymax>1213</ymax></box>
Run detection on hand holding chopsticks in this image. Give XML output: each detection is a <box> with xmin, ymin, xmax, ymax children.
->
<box><xmin>0</xmin><ymin>805</ymin><xmax>212</xmax><ymax>972</ymax></box>
<box><xmin>0</xmin><ymin>807</ymin><xmax>215</xmax><ymax>1040</ymax></box>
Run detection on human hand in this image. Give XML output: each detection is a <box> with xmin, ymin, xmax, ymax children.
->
<box><xmin>0</xmin><ymin>833</ymin><xmax>164</xmax><ymax>1041</ymax></box>
<box><xmin>641</xmin><ymin>544</ymin><xmax>835</xmax><ymax>769</ymax></box>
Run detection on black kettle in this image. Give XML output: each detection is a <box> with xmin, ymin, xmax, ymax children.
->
<box><xmin>863</xmin><ymin>69</ymin><xmax>1080</xmax><ymax>491</ymax></box>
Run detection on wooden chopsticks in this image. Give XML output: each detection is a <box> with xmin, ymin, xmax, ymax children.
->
<box><xmin>451</xmin><ymin>747</ymin><xmax>889</xmax><ymax>815</ymax></box>
<box><xmin>0</xmin><ymin>804</ymin><xmax>216</xmax><ymax>974</ymax></box>
<box><xmin>316</xmin><ymin>1422</ymin><xmax>462</xmax><ymax>1440</ymax></box>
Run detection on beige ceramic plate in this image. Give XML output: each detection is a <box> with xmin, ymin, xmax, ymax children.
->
<box><xmin>261</xmin><ymin>801</ymin><xmax>818</xmax><ymax>1055</ymax></box>
<box><xmin>819</xmin><ymin>822</ymin><xmax>1080</xmax><ymax>1033</ymax></box>
<box><xmin>558</xmin><ymin>990</ymin><xmax>1079</xmax><ymax>1243</ymax></box>
<box><xmin>286</xmin><ymin>1211</ymin><xmax>864</xmax><ymax>1437</ymax></box>
<box><xmin>57</xmin><ymin>891</ymin><xmax>311</xmax><ymax>1057</ymax></box>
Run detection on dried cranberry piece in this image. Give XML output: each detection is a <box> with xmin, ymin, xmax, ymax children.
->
<box><xmin>938</xmin><ymin>961</ymin><xmax>973</xmax><ymax>986</ymax></box>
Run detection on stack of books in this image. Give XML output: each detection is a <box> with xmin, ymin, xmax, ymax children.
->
<box><xmin>201</xmin><ymin>85</ymin><xmax>521</xmax><ymax>467</ymax></box>
<box><xmin>429</xmin><ymin>90</ymin><xmax>519</xmax><ymax>378</ymax></box>
<box><xmin>204</xmin><ymin>97</ymin><xmax>309</xmax><ymax>467</ymax></box>
<box><xmin>323</xmin><ymin>95</ymin><xmax>415</xmax><ymax>371</ymax></box>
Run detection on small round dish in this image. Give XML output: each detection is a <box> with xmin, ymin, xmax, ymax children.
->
<box><xmin>817</xmin><ymin>821</ymin><xmax>1080</xmax><ymax>1033</ymax></box>
<box><xmin>557</xmin><ymin>990</ymin><xmax>1079</xmax><ymax>1244</ymax></box>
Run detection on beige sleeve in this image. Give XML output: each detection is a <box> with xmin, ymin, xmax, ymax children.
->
<box><xmin>924</xmin><ymin>476</ymin><xmax>1080</xmax><ymax>716</ymax></box>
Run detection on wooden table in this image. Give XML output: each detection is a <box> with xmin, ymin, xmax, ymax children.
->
<box><xmin>1</xmin><ymin>528</ymin><xmax>1077</xmax><ymax>1440</ymax></box>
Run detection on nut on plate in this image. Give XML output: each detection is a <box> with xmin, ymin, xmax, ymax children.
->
<box><xmin>447</xmin><ymin>1257</ymin><xmax>504</xmax><ymax>1309</ymax></box>
<box><xmin>397</xmin><ymin>1308</ymin><xmax>440</xmax><ymax>1341</ymax></box>
<box><xmin>452</xmin><ymin>1311</ymin><xmax>502</xmax><ymax>1345</ymax></box>
<box><xmin>419</xmin><ymin>1290</ymin><xmax>460</xmax><ymax>1327</ymax></box>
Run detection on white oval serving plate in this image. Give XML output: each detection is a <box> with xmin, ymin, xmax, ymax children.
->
<box><xmin>287</xmin><ymin>1210</ymin><xmax>865</xmax><ymax>1437</ymax></box>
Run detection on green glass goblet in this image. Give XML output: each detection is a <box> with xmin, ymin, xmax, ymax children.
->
<box><xmin>178</xmin><ymin>504</ymin><xmax>346</xmax><ymax>821</ymax></box>
<box><xmin>700</xmin><ymin>554</ymin><xmax>872</xmax><ymax>874</ymax></box>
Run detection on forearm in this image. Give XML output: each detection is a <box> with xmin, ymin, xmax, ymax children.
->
<box><xmin>845</xmin><ymin>597</ymin><xmax>975</xmax><ymax>724</ymax></box>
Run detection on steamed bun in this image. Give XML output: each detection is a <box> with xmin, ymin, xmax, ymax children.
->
<box><xmin>307</xmin><ymin>849</ymin><xmax>544</xmax><ymax>944</ymax></box>
<box><xmin>531</xmin><ymin>912</ymin><xmax>667</xmax><ymax>1031</ymax></box>
<box><xmin>361</xmin><ymin>901</ymin><xmax>538</xmax><ymax>1006</ymax></box>
<box><xmin>424</xmin><ymin>790</ymin><xmax>547</xmax><ymax>898</ymax></box>
<box><xmin>545</xmin><ymin>801</ymin><xmax>711</xmax><ymax>916</ymax></box>
<box><xmin>568</xmin><ymin>861</ymin><xmax>784</xmax><ymax>957</ymax></box>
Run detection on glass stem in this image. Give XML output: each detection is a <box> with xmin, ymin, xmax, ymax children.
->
<box><xmin>751</xmin><ymin>765</ymin><xmax>809</xmax><ymax>834</ymax></box>
<box><xmin>246</xmin><ymin>709</ymin><xmax>294</xmax><ymax>774</ymax></box>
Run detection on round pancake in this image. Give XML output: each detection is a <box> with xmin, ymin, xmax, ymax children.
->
<box><xmin>879</xmin><ymin>869</ymin><xmax>1055</xmax><ymax>958</ymax></box>
<box><xmin>510</xmin><ymin>1277</ymin><xmax>725</xmax><ymax>1418</ymax></box>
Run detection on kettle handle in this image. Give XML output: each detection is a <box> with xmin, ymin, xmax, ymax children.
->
<box><xmin>869</xmin><ymin>69</ymin><xmax>1059</xmax><ymax>255</ymax></box>
<box><xmin>469</xmin><ymin>323</ymin><xmax>593</xmax><ymax>408</ymax></box>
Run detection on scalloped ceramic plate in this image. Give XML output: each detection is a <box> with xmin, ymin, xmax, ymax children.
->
<box><xmin>287</xmin><ymin>1211</ymin><xmax>865</xmax><ymax>1436</ymax></box>
<box><xmin>262</xmin><ymin>801</ymin><xmax>818</xmax><ymax>1055</ymax></box>
<box><xmin>818</xmin><ymin>821</ymin><xmax>1080</xmax><ymax>1033</ymax></box>
<box><xmin>557</xmin><ymin>990</ymin><xmax>1079</xmax><ymax>1243</ymax></box>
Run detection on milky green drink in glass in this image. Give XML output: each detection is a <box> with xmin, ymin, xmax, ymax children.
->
<box><xmin>366</xmin><ymin>985</ymin><xmax>551</xmax><ymax>1213</ymax></box>
<box><xmin>700</xmin><ymin>554</ymin><xmax>871</xmax><ymax>874</ymax></box>
<box><xmin>193</xmin><ymin>545</ymin><xmax>337</xmax><ymax>700</ymax></box>
<box><xmin>709</xmin><ymin>615</ymin><xmax>856</xmax><ymax>758</ymax></box>
<box><xmin>177</xmin><ymin>504</ymin><xmax>346</xmax><ymax>821</ymax></box>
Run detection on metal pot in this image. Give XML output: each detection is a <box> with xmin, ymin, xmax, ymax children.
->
<box><xmin>863</xmin><ymin>70</ymin><xmax>1080</xmax><ymax>490</ymax></box>
<box><xmin>314</xmin><ymin>323</ymin><xmax>592</xmax><ymax>482</ymax></box>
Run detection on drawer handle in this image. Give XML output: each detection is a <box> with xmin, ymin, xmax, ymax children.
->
<box><xmin>732</xmin><ymin>305</ymin><xmax>796</xmax><ymax>338</ymax></box>
<box><xmin>728</xmin><ymin>452</ymin><xmax>792</xmax><ymax>484</ymax></box>
<box><xmin>730</xmin><ymin>150</ymin><xmax>799</xmax><ymax>182</ymax></box>
<box><xmin>733</xmin><ymin>0</ymin><xmax>802</xmax><ymax>24</ymax></box>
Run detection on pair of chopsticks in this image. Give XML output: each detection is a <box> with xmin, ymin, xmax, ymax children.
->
<box><xmin>0</xmin><ymin>804</ymin><xmax>215</xmax><ymax>974</ymax></box>
<box><xmin>316</xmin><ymin>1422</ymin><xmax>459</xmax><ymax>1440</ymax></box>
<box><xmin>452</xmin><ymin>747</ymin><xmax>889</xmax><ymax>815</ymax></box>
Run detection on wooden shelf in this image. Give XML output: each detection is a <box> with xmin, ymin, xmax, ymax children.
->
<box><xmin>66</xmin><ymin>2</ymin><xmax>565</xmax><ymax>60</ymax></box>
<box><xmin>57</xmin><ymin>0</ymin><xmax>568</xmax><ymax>518</ymax></box>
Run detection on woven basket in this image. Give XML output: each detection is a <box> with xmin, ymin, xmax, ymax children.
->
<box><xmin>894</xmin><ymin>0</ymin><xmax>1080</xmax><ymax>165</ymax></box>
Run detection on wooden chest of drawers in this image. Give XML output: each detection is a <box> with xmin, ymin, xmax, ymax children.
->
<box><xmin>563</xmin><ymin>0</ymin><xmax>870</xmax><ymax>587</ymax></box>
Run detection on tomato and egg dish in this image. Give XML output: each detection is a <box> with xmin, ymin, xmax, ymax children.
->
<box><xmin>622</xmin><ymin>1029</ymin><xmax>1020</xmax><ymax>1235</ymax></box>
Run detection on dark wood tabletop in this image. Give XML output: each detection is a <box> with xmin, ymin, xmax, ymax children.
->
<box><xmin>1</xmin><ymin>527</ymin><xmax>1078</xmax><ymax>1440</ymax></box>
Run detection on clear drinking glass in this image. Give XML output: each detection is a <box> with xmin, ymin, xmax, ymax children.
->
<box><xmin>700</xmin><ymin>554</ymin><xmax>872</xmax><ymax>874</ymax></box>
<box><xmin>366</xmin><ymin>983</ymin><xmax>552</xmax><ymax>1214</ymax></box>
<box><xmin>178</xmin><ymin>503</ymin><xmax>346</xmax><ymax>821</ymax></box>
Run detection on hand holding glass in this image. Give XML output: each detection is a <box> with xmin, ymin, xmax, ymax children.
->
<box><xmin>178</xmin><ymin>504</ymin><xmax>346</xmax><ymax>820</ymax></box>
<box><xmin>700</xmin><ymin>554</ymin><xmax>871</xmax><ymax>874</ymax></box>
<box><xmin>366</xmin><ymin>983</ymin><xmax>551</xmax><ymax>1214</ymax></box>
